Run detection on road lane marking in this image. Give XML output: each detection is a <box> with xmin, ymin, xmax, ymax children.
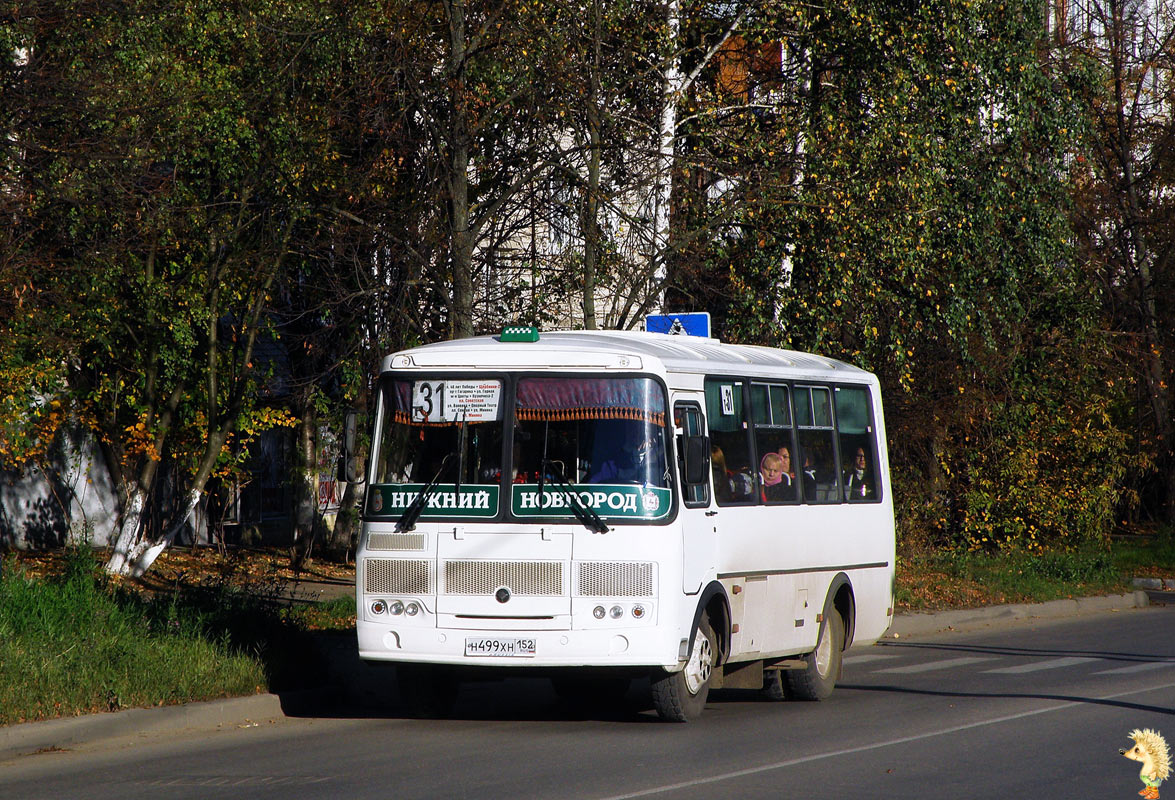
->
<box><xmin>982</xmin><ymin>656</ymin><xmax>1102</xmax><ymax>674</ymax></box>
<box><xmin>842</xmin><ymin>654</ymin><xmax>902</xmax><ymax>665</ymax></box>
<box><xmin>1093</xmin><ymin>661</ymin><xmax>1175</xmax><ymax>675</ymax></box>
<box><xmin>592</xmin><ymin>680</ymin><xmax>1175</xmax><ymax>800</ymax></box>
<box><xmin>875</xmin><ymin>656</ymin><xmax>996</xmax><ymax>674</ymax></box>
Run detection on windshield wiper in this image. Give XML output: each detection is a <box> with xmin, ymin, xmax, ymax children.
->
<box><xmin>455</xmin><ymin>410</ymin><xmax>467</xmax><ymax>498</ymax></box>
<box><xmin>397</xmin><ymin>452</ymin><xmax>456</xmax><ymax>532</ymax></box>
<box><xmin>542</xmin><ymin>458</ymin><xmax>609</xmax><ymax>534</ymax></box>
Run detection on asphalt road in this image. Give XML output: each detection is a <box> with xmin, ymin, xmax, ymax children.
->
<box><xmin>2</xmin><ymin>605</ymin><xmax>1172</xmax><ymax>800</ymax></box>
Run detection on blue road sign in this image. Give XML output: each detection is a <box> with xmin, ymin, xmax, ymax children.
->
<box><xmin>645</xmin><ymin>312</ymin><xmax>712</xmax><ymax>338</ymax></box>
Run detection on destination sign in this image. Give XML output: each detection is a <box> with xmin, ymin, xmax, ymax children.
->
<box><xmin>411</xmin><ymin>380</ymin><xmax>502</xmax><ymax>423</ymax></box>
<box><xmin>511</xmin><ymin>485</ymin><xmax>672</xmax><ymax>520</ymax></box>
<box><xmin>368</xmin><ymin>484</ymin><xmax>500</xmax><ymax>518</ymax></box>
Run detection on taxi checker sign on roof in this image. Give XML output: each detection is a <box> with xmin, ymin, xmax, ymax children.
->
<box><xmin>412</xmin><ymin>380</ymin><xmax>502</xmax><ymax>423</ymax></box>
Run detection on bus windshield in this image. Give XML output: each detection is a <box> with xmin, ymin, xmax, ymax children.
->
<box><xmin>512</xmin><ymin>376</ymin><xmax>671</xmax><ymax>522</ymax></box>
<box><xmin>368</xmin><ymin>374</ymin><xmax>672</xmax><ymax>522</ymax></box>
<box><xmin>372</xmin><ymin>378</ymin><xmax>505</xmax><ymax>486</ymax></box>
<box><xmin>513</xmin><ymin>377</ymin><xmax>667</xmax><ymax>486</ymax></box>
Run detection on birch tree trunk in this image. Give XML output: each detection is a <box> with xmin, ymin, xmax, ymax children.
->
<box><xmin>105</xmin><ymin>484</ymin><xmax>152</xmax><ymax>576</ymax></box>
<box><xmin>646</xmin><ymin>1</ymin><xmax>748</xmax><ymax>315</ymax></box>
<box><xmin>649</xmin><ymin>0</ymin><xmax>684</xmax><ymax>312</ymax></box>
<box><xmin>105</xmin><ymin>383</ymin><xmax>184</xmax><ymax>575</ymax></box>
<box><xmin>581</xmin><ymin>0</ymin><xmax>605</xmax><ymax>331</ymax></box>
<box><xmin>120</xmin><ymin>488</ymin><xmax>201</xmax><ymax>579</ymax></box>
<box><xmin>445</xmin><ymin>0</ymin><xmax>475</xmax><ymax>340</ymax></box>
<box><xmin>109</xmin><ymin>430</ymin><xmax>230</xmax><ymax>578</ymax></box>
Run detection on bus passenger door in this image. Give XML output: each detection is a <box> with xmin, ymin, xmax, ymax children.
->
<box><xmin>675</xmin><ymin>400</ymin><xmax>714</xmax><ymax>594</ymax></box>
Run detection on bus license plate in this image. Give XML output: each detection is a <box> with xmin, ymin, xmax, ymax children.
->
<box><xmin>464</xmin><ymin>637</ymin><xmax>537</xmax><ymax>658</ymax></box>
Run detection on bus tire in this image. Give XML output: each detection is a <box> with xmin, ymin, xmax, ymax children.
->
<box><xmin>397</xmin><ymin>663</ymin><xmax>459</xmax><ymax>718</ymax></box>
<box><xmin>786</xmin><ymin>607</ymin><xmax>843</xmax><ymax>701</ymax></box>
<box><xmin>650</xmin><ymin>612</ymin><xmax>716</xmax><ymax>722</ymax></box>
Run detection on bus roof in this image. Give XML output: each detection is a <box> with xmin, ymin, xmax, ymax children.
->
<box><xmin>383</xmin><ymin>330</ymin><xmax>874</xmax><ymax>382</ymax></box>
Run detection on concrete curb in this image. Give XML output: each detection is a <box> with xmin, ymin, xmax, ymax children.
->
<box><xmin>886</xmin><ymin>591</ymin><xmax>1151</xmax><ymax>638</ymax></box>
<box><xmin>0</xmin><ymin>590</ymin><xmax>1165</xmax><ymax>761</ymax></box>
<box><xmin>1133</xmin><ymin>577</ymin><xmax>1175</xmax><ymax>590</ymax></box>
<box><xmin>0</xmin><ymin>692</ymin><xmax>286</xmax><ymax>763</ymax></box>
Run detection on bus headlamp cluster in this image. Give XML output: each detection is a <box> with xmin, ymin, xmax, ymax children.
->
<box><xmin>370</xmin><ymin>599</ymin><xmax>422</xmax><ymax>617</ymax></box>
<box><xmin>592</xmin><ymin>603</ymin><xmax>647</xmax><ymax>621</ymax></box>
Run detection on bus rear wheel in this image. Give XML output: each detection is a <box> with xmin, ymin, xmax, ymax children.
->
<box><xmin>786</xmin><ymin>607</ymin><xmax>844</xmax><ymax>701</ymax></box>
<box><xmin>650</xmin><ymin>612</ymin><xmax>716</xmax><ymax>722</ymax></box>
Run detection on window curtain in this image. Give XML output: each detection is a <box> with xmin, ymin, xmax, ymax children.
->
<box><xmin>515</xmin><ymin>378</ymin><xmax>666</xmax><ymax>426</ymax></box>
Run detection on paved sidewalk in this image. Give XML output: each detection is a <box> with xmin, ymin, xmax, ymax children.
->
<box><xmin>283</xmin><ymin>577</ymin><xmax>354</xmax><ymax>604</ymax></box>
<box><xmin>0</xmin><ymin>589</ymin><xmax>1163</xmax><ymax>764</ymax></box>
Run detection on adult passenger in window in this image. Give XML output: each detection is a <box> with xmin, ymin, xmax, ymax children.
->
<box><xmin>844</xmin><ymin>446</ymin><xmax>874</xmax><ymax>501</ymax></box>
<box><xmin>711</xmin><ymin>445</ymin><xmax>734</xmax><ymax>503</ymax></box>
<box><xmin>711</xmin><ymin>444</ymin><xmax>753</xmax><ymax>500</ymax></box>
<box><xmin>767</xmin><ymin>447</ymin><xmax>796</xmax><ymax>501</ymax></box>
<box><xmin>800</xmin><ymin>451</ymin><xmax>818</xmax><ymax>502</ymax></box>
<box><xmin>759</xmin><ymin>452</ymin><xmax>783</xmax><ymax>500</ymax></box>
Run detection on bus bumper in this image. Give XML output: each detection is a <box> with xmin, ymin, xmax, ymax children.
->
<box><xmin>357</xmin><ymin>622</ymin><xmax>680</xmax><ymax>670</ymax></box>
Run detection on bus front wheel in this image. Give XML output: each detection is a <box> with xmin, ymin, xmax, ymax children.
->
<box><xmin>786</xmin><ymin>606</ymin><xmax>844</xmax><ymax>701</ymax></box>
<box><xmin>651</xmin><ymin>612</ymin><xmax>716</xmax><ymax>722</ymax></box>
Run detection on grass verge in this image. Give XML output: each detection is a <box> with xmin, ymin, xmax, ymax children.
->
<box><xmin>896</xmin><ymin>530</ymin><xmax>1175</xmax><ymax>611</ymax></box>
<box><xmin>0</xmin><ymin>547</ymin><xmax>328</xmax><ymax>726</ymax></box>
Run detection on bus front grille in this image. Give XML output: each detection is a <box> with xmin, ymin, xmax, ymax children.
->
<box><xmin>443</xmin><ymin>560</ymin><xmax>563</xmax><ymax>596</ymax></box>
<box><xmin>365</xmin><ymin>559</ymin><xmax>431</xmax><ymax>595</ymax></box>
<box><xmin>576</xmin><ymin>562</ymin><xmax>655</xmax><ymax>597</ymax></box>
<box><xmin>367</xmin><ymin>533</ymin><xmax>426</xmax><ymax>551</ymax></box>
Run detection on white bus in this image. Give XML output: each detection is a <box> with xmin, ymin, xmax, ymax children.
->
<box><xmin>348</xmin><ymin>327</ymin><xmax>895</xmax><ymax>721</ymax></box>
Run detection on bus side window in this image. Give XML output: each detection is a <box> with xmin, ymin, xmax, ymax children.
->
<box><xmin>836</xmin><ymin>386</ymin><xmax>881</xmax><ymax>502</ymax></box>
<box><xmin>795</xmin><ymin>386</ymin><xmax>840</xmax><ymax>504</ymax></box>
<box><xmin>705</xmin><ymin>379</ymin><xmax>754</xmax><ymax>504</ymax></box>
<box><xmin>752</xmin><ymin>382</ymin><xmax>797</xmax><ymax>503</ymax></box>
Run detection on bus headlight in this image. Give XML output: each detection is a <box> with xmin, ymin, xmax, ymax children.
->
<box><xmin>609</xmin><ymin>605</ymin><xmax>624</xmax><ymax>620</ymax></box>
<box><xmin>389</xmin><ymin>600</ymin><xmax>405</xmax><ymax>615</ymax></box>
<box><xmin>405</xmin><ymin>602</ymin><xmax>421</xmax><ymax>616</ymax></box>
<box><xmin>593</xmin><ymin>605</ymin><xmax>606</xmax><ymax>619</ymax></box>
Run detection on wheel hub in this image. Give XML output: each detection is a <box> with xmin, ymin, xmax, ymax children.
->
<box><xmin>683</xmin><ymin>633</ymin><xmax>713</xmax><ymax>695</ymax></box>
<box><xmin>815</xmin><ymin>618</ymin><xmax>832</xmax><ymax>676</ymax></box>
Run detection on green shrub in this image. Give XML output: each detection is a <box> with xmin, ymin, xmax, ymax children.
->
<box><xmin>952</xmin><ymin>362</ymin><xmax>1131</xmax><ymax>552</ymax></box>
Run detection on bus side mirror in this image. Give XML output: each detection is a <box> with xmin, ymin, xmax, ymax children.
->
<box><xmin>338</xmin><ymin>408</ymin><xmax>366</xmax><ymax>484</ymax></box>
<box><xmin>682</xmin><ymin>434</ymin><xmax>710</xmax><ymax>485</ymax></box>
